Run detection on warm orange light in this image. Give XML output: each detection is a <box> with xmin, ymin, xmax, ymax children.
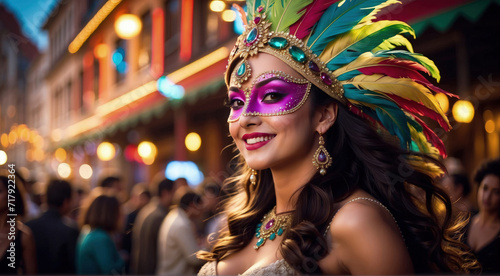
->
<box><xmin>138</xmin><ymin>141</ymin><xmax>157</xmax><ymax>159</ymax></box>
<box><xmin>94</xmin><ymin>43</ymin><xmax>109</xmax><ymax>59</ymax></box>
<box><xmin>55</xmin><ymin>148</ymin><xmax>67</xmax><ymax>162</ymax></box>
<box><xmin>115</xmin><ymin>14</ymin><xmax>142</xmax><ymax>39</ymax></box>
<box><xmin>452</xmin><ymin>100</ymin><xmax>474</xmax><ymax>123</ymax></box>
<box><xmin>185</xmin><ymin>132</ymin><xmax>201</xmax><ymax>151</ymax></box>
<box><xmin>485</xmin><ymin>119</ymin><xmax>495</xmax><ymax>134</ymax></box>
<box><xmin>180</xmin><ymin>0</ymin><xmax>193</xmax><ymax>61</ymax></box>
<box><xmin>69</xmin><ymin>0</ymin><xmax>123</xmax><ymax>53</ymax></box>
<box><xmin>1</xmin><ymin>134</ymin><xmax>8</xmax><ymax>148</ymax></box>
<box><xmin>8</xmin><ymin>131</ymin><xmax>17</xmax><ymax>144</ymax></box>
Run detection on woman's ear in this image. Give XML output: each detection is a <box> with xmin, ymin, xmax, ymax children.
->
<box><xmin>316</xmin><ymin>102</ymin><xmax>338</xmax><ymax>134</ymax></box>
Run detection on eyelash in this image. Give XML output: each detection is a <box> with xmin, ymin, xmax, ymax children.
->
<box><xmin>224</xmin><ymin>98</ymin><xmax>244</xmax><ymax>109</ymax></box>
<box><xmin>262</xmin><ymin>92</ymin><xmax>285</xmax><ymax>103</ymax></box>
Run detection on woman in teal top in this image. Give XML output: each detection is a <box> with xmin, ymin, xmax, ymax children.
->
<box><xmin>76</xmin><ymin>189</ymin><xmax>124</xmax><ymax>274</ymax></box>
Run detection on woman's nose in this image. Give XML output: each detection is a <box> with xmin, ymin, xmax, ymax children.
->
<box><xmin>239</xmin><ymin>114</ymin><xmax>262</xmax><ymax>128</ymax></box>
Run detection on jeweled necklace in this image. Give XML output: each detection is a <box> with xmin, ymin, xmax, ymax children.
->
<box><xmin>254</xmin><ymin>206</ymin><xmax>293</xmax><ymax>250</ymax></box>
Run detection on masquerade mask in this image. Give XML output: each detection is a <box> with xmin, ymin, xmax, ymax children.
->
<box><xmin>227</xmin><ymin>71</ymin><xmax>311</xmax><ymax>122</ymax></box>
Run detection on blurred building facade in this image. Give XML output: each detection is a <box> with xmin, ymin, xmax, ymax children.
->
<box><xmin>0</xmin><ymin>0</ymin><xmax>499</xmax><ymax>195</ymax></box>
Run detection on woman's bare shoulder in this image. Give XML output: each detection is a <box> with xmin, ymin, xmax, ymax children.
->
<box><xmin>323</xmin><ymin>199</ymin><xmax>413</xmax><ymax>274</ymax></box>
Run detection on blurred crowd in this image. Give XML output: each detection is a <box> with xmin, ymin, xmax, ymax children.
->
<box><xmin>0</xmin><ymin>156</ymin><xmax>499</xmax><ymax>275</ymax></box>
<box><xmin>0</xmin><ymin>169</ymin><xmax>226</xmax><ymax>275</ymax></box>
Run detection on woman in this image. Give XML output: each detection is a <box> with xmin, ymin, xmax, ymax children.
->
<box><xmin>76</xmin><ymin>189</ymin><xmax>125</xmax><ymax>274</ymax></box>
<box><xmin>466</xmin><ymin>159</ymin><xmax>500</xmax><ymax>273</ymax></box>
<box><xmin>198</xmin><ymin>0</ymin><xmax>477</xmax><ymax>274</ymax></box>
<box><xmin>0</xmin><ymin>171</ymin><xmax>37</xmax><ymax>274</ymax></box>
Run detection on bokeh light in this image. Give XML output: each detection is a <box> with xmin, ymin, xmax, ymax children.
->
<box><xmin>55</xmin><ymin>148</ymin><xmax>67</xmax><ymax>162</ymax></box>
<box><xmin>222</xmin><ymin>9</ymin><xmax>236</xmax><ymax>22</ymax></box>
<box><xmin>165</xmin><ymin>161</ymin><xmax>204</xmax><ymax>186</ymax></box>
<box><xmin>485</xmin><ymin>119</ymin><xmax>495</xmax><ymax>134</ymax></box>
<box><xmin>210</xmin><ymin>0</ymin><xmax>225</xmax><ymax>12</ymax></box>
<box><xmin>79</xmin><ymin>164</ymin><xmax>93</xmax><ymax>179</ymax></box>
<box><xmin>0</xmin><ymin>150</ymin><xmax>7</xmax><ymax>165</ymax></box>
<box><xmin>58</xmin><ymin>163</ymin><xmax>71</xmax><ymax>178</ymax></box>
<box><xmin>185</xmin><ymin>132</ymin><xmax>201</xmax><ymax>152</ymax></box>
<box><xmin>97</xmin><ymin>142</ymin><xmax>116</xmax><ymax>161</ymax></box>
<box><xmin>115</xmin><ymin>14</ymin><xmax>142</xmax><ymax>39</ymax></box>
<box><xmin>452</xmin><ymin>100</ymin><xmax>474</xmax><ymax>123</ymax></box>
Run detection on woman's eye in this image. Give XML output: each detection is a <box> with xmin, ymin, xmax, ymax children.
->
<box><xmin>228</xmin><ymin>99</ymin><xmax>244</xmax><ymax>110</ymax></box>
<box><xmin>262</xmin><ymin>92</ymin><xmax>284</xmax><ymax>103</ymax></box>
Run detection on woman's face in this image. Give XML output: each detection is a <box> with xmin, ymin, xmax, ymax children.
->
<box><xmin>227</xmin><ymin>53</ymin><xmax>318</xmax><ymax>170</ymax></box>
<box><xmin>477</xmin><ymin>174</ymin><xmax>500</xmax><ymax>213</ymax></box>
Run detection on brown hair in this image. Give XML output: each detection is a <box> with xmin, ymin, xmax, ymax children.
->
<box><xmin>80</xmin><ymin>189</ymin><xmax>121</xmax><ymax>232</ymax></box>
<box><xmin>198</xmin><ymin>85</ymin><xmax>478</xmax><ymax>274</ymax></box>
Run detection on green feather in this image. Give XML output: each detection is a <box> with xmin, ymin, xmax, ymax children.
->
<box><xmin>269</xmin><ymin>0</ymin><xmax>313</xmax><ymax>32</ymax></box>
<box><xmin>247</xmin><ymin>0</ymin><xmax>261</xmax><ymax>20</ymax></box>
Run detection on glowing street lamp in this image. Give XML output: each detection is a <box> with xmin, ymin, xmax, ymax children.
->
<box><xmin>115</xmin><ymin>14</ymin><xmax>142</xmax><ymax>39</ymax></box>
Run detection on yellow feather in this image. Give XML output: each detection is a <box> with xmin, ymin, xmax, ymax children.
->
<box><xmin>373</xmin><ymin>34</ymin><xmax>414</xmax><ymax>53</ymax></box>
<box><xmin>318</xmin><ymin>20</ymin><xmax>413</xmax><ymax>64</ymax></box>
<box><xmin>346</xmin><ymin>74</ymin><xmax>448</xmax><ymax>120</ymax></box>
<box><xmin>408</xmin><ymin>156</ymin><xmax>444</xmax><ymax>178</ymax></box>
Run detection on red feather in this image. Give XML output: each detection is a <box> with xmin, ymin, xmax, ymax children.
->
<box><xmin>358</xmin><ymin>59</ymin><xmax>459</xmax><ymax>99</ymax></box>
<box><xmin>348</xmin><ymin>104</ymin><xmax>379</xmax><ymax>126</ymax></box>
<box><xmin>412</xmin><ymin>116</ymin><xmax>447</xmax><ymax>157</ymax></box>
<box><xmin>387</xmin><ymin>94</ymin><xmax>450</xmax><ymax>131</ymax></box>
<box><xmin>290</xmin><ymin>0</ymin><xmax>340</xmax><ymax>39</ymax></box>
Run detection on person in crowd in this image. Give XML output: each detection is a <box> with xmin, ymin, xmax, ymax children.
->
<box><xmin>122</xmin><ymin>182</ymin><xmax>151</xmax><ymax>273</ymax></box>
<box><xmin>466</xmin><ymin>158</ymin><xmax>500</xmax><ymax>273</ymax></box>
<box><xmin>441</xmin><ymin>173</ymin><xmax>475</xmax><ymax>218</ymax></box>
<box><xmin>98</xmin><ymin>175</ymin><xmax>123</xmax><ymax>194</ymax></box>
<box><xmin>0</xmin><ymin>170</ymin><xmax>37</xmax><ymax>274</ymax></box>
<box><xmin>131</xmin><ymin>178</ymin><xmax>176</xmax><ymax>275</ymax></box>
<box><xmin>76</xmin><ymin>190</ymin><xmax>124</xmax><ymax>275</ymax></box>
<box><xmin>200</xmin><ymin>181</ymin><xmax>226</xmax><ymax>248</ymax></box>
<box><xmin>197</xmin><ymin>0</ymin><xmax>478</xmax><ymax>274</ymax></box>
<box><xmin>175</xmin><ymin>177</ymin><xmax>189</xmax><ymax>189</ymax></box>
<box><xmin>26</xmin><ymin>179</ymin><xmax>79</xmax><ymax>274</ymax></box>
<box><xmin>157</xmin><ymin>190</ymin><xmax>206</xmax><ymax>275</ymax></box>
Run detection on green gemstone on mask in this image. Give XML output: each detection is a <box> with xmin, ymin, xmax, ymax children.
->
<box><xmin>277</xmin><ymin>228</ymin><xmax>284</xmax><ymax>236</ymax></box>
<box><xmin>237</xmin><ymin>62</ymin><xmax>246</xmax><ymax>76</ymax></box>
<box><xmin>269</xmin><ymin>233</ymin><xmax>276</xmax><ymax>240</ymax></box>
<box><xmin>289</xmin><ymin>46</ymin><xmax>306</xmax><ymax>63</ymax></box>
<box><xmin>269</xmin><ymin>37</ymin><xmax>288</xmax><ymax>49</ymax></box>
<box><xmin>256</xmin><ymin>238</ymin><xmax>265</xmax><ymax>247</ymax></box>
<box><xmin>246</xmin><ymin>27</ymin><xmax>258</xmax><ymax>44</ymax></box>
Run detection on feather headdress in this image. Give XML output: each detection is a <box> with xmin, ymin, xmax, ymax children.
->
<box><xmin>226</xmin><ymin>0</ymin><xmax>454</xmax><ymax>173</ymax></box>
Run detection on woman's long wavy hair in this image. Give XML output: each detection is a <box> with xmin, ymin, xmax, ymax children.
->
<box><xmin>198</xmin><ymin>85</ymin><xmax>477</xmax><ymax>274</ymax></box>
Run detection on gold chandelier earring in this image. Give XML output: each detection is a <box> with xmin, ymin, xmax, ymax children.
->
<box><xmin>312</xmin><ymin>133</ymin><xmax>332</xmax><ymax>175</ymax></box>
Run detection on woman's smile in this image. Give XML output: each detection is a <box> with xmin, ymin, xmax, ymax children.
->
<box><xmin>242</xmin><ymin>132</ymin><xmax>276</xmax><ymax>150</ymax></box>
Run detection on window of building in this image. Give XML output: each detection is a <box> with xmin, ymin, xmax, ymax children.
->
<box><xmin>93</xmin><ymin>57</ymin><xmax>100</xmax><ymax>100</ymax></box>
<box><xmin>164</xmin><ymin>0</ymin><xmax>181</xmax><ymax>62</ymax></box>
<box><xmin>114</xmin><ymin>38</ymin><xmax>127</xmax><ymax>83</ymax></box>
<box><xmin>138</xmin><ymin>10</ymin><xmax>152</xmax><ymax>70</ymax></box>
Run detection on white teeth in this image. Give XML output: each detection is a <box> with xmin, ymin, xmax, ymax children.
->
<box><xmin>246</xmin><ymin>136</ymin><xmax>273</xmax><ymax>145</ymax></box>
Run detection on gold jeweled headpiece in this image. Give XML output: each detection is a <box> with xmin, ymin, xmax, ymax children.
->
<box><xmin>226</xmin><ymin>0</ymin><xmax>456</xmax><ymax>177</ymax></box>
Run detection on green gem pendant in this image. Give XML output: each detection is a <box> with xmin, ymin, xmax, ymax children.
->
<box><xmin>237</xmin><ymin>62</ymin><xmax>246</xmax><ymax>76</ymax></box>
<box><xmin>254</xmin><ymin>207</ymin><xmax>293</xmax><ymax>250</ymax></box>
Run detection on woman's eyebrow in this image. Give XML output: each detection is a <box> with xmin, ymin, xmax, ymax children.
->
<box><xmin>255</xmin><ymin>77</ymin><xmax>283</xmax><ymax>88</ymax></box>
<box><xmin>228</xmin><ymin>87</ymin><xmax>242</xmax><ymax>93</ymax></box>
